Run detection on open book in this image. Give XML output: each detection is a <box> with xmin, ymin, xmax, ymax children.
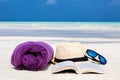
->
<box><xmin>52</xmin><ymin>61</ymin><xmax>104</xmax><ymax>74</ymax></box>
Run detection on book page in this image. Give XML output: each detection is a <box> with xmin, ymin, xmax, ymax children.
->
<box><xmin>52</xmin><ymin>61</ymin><xmax>79</xmax><ymax>74</ymax></box>
<box><xmin>52</xmin><ymin>61</ymin><xmax>105</xmax><ymax>74</ymax></box>
<box><xmin>78</xmin><ymin>62</ymin><xmax>105</xmax><ymax>74</ymax></box>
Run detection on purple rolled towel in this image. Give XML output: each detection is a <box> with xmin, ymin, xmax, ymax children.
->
<box><xmin>11</xmin><ymin>41</ymin><xmax>54</xmax><ymax>71</ymax></box>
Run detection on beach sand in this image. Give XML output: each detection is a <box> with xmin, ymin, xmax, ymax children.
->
<box><xmin>0</xmin><ymin>36</ymin><xmax>120</xmax><ymax>80</ymax></box>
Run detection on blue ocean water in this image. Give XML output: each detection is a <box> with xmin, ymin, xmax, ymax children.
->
<box><xmin>0</xmin><ymin>0</ymin><xmax>120</xmax><ymax>21</ymax></box>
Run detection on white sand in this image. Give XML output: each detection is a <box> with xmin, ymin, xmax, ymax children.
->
<box><xmin>0</xmin><ymin>36</ymin><xmax>120</xmax><ymax>80</ymax></box>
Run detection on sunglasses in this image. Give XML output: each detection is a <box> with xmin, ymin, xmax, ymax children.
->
<box><xmin>86</xmin><ymin>49</ymin><xmax>107</xmax><ymax>65</ymax></box>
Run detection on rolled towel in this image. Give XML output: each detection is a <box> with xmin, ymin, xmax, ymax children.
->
<box><xmin>11</xmin><ymin>41</ymin><xmax>54</xmax><ymax>71</ymax></box>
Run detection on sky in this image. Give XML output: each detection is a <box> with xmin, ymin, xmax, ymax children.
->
<box><xmin>0</xmin><ymin>0</ymin><xmax>120</xmax><ymax>21</ymax></box>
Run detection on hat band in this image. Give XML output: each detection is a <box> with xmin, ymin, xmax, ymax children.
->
<box><xmin>54</xmin><ymin>56</ymin><xmax>88</xmax><ymax>62</ymax></box>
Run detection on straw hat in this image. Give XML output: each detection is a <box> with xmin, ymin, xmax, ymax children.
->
<box><xmin>51</xmin><ymin>42</ymin><xmax>87</xmax><ymax>64</ymax></box>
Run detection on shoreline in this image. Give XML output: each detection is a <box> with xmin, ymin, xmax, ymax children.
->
<box><xmin>0</xmin><ymin>29</ymin><xmax>120</xmax><ymax>38</ymax></box>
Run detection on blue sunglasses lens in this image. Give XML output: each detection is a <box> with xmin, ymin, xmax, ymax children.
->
<box><xmin>86</xmin><ymin>49</ymin><xmax>107</xmax><ymax>65</ymax></box>
<box><xmin>87</xmin><ymin>50</ymin><xmax>97</xmax><ymax>57</ymax></box>
<box><xmin>99</xmin><ymin>56</ymin><xmax>107</xmax><ymax>64</ymax></box>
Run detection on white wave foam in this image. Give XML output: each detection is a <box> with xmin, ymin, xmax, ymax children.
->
<box><xmin>0</xmin><ymin>22</ymin><xmax>120</xmax><ymax>30</ymax></box>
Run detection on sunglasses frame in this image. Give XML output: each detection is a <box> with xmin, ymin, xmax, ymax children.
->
<box><xmin>86</xmin><ymin>49</ymin><xmax>107</xmax><ymax>65</ymax></box>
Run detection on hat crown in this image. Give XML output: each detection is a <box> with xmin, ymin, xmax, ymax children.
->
<box><xmin>55</xmin><ymin>42</ymin><xmax>86</xmax><ymax>59</ymax></box>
